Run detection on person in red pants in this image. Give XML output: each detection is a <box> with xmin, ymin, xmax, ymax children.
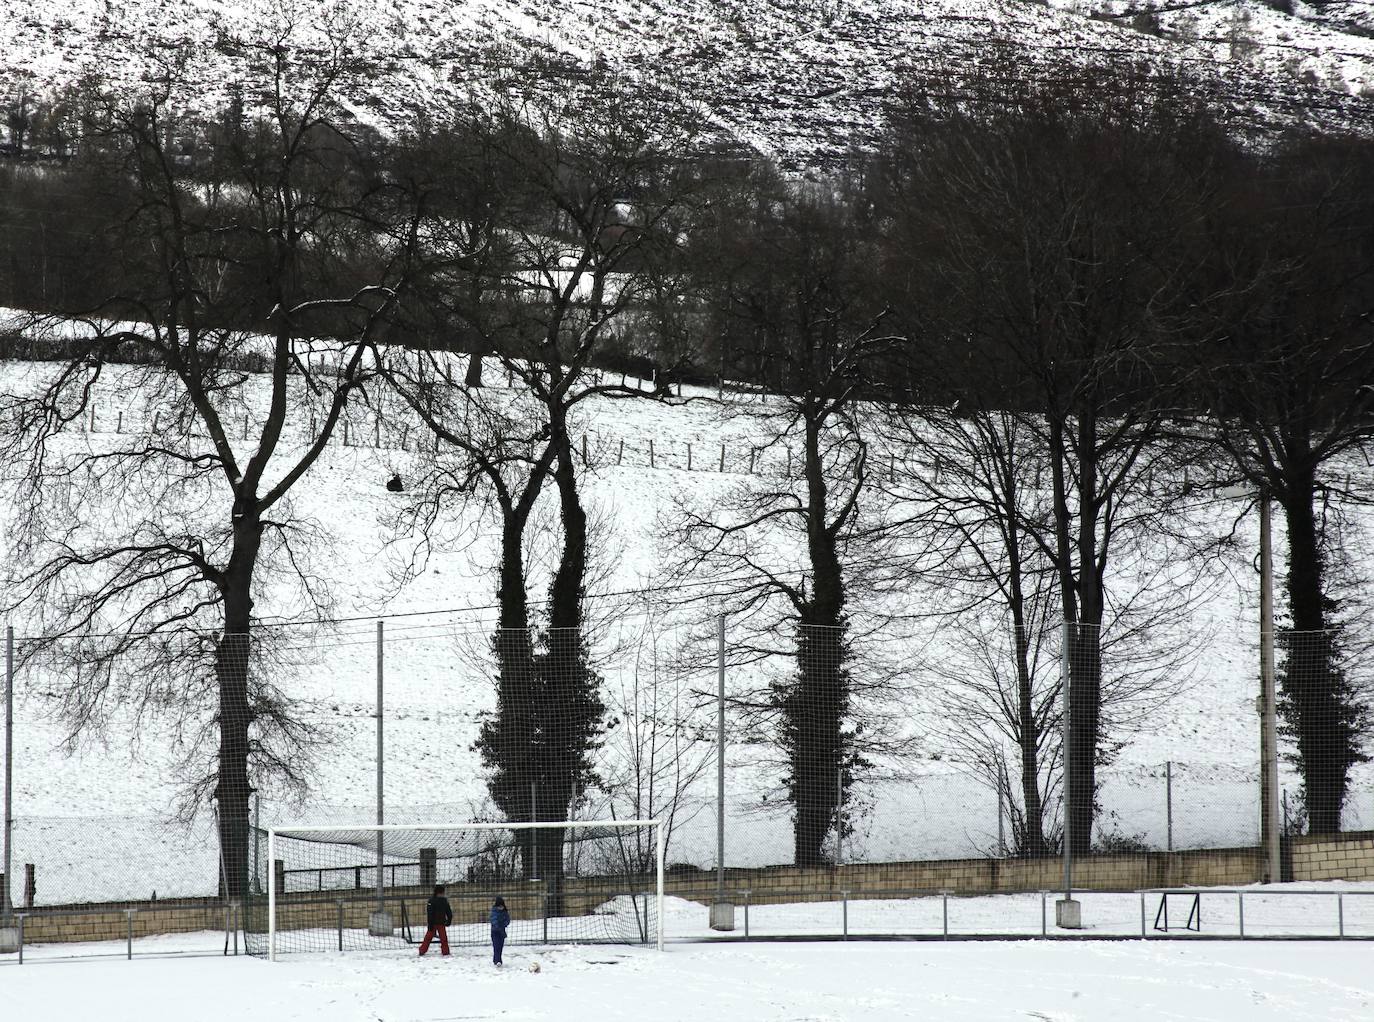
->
<box><xmin>419</xmin><ymin>884</ymin><xmax>453</xmax><ymax>956</ymax></box>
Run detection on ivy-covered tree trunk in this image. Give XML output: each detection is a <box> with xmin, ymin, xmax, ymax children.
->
<box><xmin>532</xmin><ymin>422</ymin><xmax>604</xmax><ymax>912</ymax></box>
<box><xmin>781</xmin><ymin>620</ymin><xmax>850</xmax><ymax>867</ymax></box>
<box><xmin>780</xmin><ymin>416</ymin><xmax>852</xmax><ymax>868</ymax></box>
<box><xmin>477</xmin><ymin>511</ymin><xmax>541</xmax><ymax>877</ymax></box>
<box><xmin>215</xmin><ymin>521</ymin><xmax>262</xmax><ymax>901</ymax></box>
<box><xmin>1279</xmin><ymin>473</ymin><xmax>1367</xmax><ymax>834</ymax></box>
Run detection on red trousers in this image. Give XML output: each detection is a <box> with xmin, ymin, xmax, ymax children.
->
<box><xmin>419</xmin><ymin>925</ymin><xmax>450</xmax><ymax>956</ymax></box>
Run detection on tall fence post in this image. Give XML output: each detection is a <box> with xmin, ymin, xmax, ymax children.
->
<box><xmin>1258</xmin><ymin>491</ymin><xmax>1281</xmax><ymax>884</ymax></box>
<box><xmin>1057</xmin><ymin>621</ymin><xmax>1079</xmax><ymax>929</ymax></box>
<box><xmin>1166</xmin><ymin>761</ymin><xmax>1173</xmax><ymax>853</ymax></box>
<box><xmin>369</xmin><ymin>621</ymin><xmax>391</xmax><ymax>937</ymax></box>
<box><xmin>710</xmin><ymin>614</ymin><xmax>735</xmax><ymax>932</ymax></box>
<box><xmin>835</xmin><ymin>763</ymin><xmax>844</xmax><ymax>867</ymax></box>
<box><xmin>1</xmin><ymin>624</ymin><xmax>15</xmax><ymax>952</ymax></box>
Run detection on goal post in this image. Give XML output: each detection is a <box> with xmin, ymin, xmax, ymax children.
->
<box><xmin>250</xmin><ymin>819</ymin><xmax>666</xmax><ymax>961</ymax></box>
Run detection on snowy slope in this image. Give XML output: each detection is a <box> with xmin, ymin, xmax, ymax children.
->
<box><xmin>4</xmin><ymin>348</ymin><xmax>1374</xmax><ymax>906</ymax></box>
<box><xmin>0</xmin><ymin>1</ymin><xmax>1372</xmax><ymax>169</ymax></box>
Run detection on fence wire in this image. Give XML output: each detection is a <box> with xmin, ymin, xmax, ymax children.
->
<box><xmin>2</xmin><ymin>615</ymin><xmax>1371</xmax><ymax>946</ymax></box>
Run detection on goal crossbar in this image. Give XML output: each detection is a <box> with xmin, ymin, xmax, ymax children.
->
<box><xmin>266</xmin><ymin>819</ymin><xmax>666</xmax><ymax>960</ymax></box>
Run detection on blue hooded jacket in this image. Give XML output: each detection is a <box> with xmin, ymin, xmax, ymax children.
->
<box><xmin>490</xmin><ymin>903</ymin><xmax>510</xmax><ymax>933</ymax></box>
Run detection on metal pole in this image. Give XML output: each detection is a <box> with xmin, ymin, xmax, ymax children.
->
<box><xmin>655</xmin><ymin>819</ymin><xmax>666</xmax><ymax>952</ymax></box>
<box><xmin>267</xmin><ymin>829</ymin><xmax>277</xmax><ymax>962</ymax></box>
<box><xmin>1166</xmin><ymin>761</ymin><xmax>1173</xmax><ymax>853</ymax></box>
<box><xmin>375</xmin><ymin>621</ymin><xmax>384</xmax><ymax>914</ymax></box>
<box><xmin>2</xmin><ymin>623</ymin><xmax>12</xmax><ymax>917</ymax></box>
<box><xmin>997</xmin><ymin>775</ymin><xmax>1005</xmax><ymax>858</ymax></box>
<box><xmin>1259</xmin><ymin>493</ymin><xmax>1281</xmax><ymax>885</ymax></box>
<box><xmin>3</xmin><ymin>625</ymin><xmax>12</xmax><ymax>918</ymax></box>
<box><xmin>716</xmin><ymin>613</ymin><xmax>726</xmax><ymax>901</ymax></box>
<box><xmin>836</xmin><ymin>763</ymin><xmax>844</xmax><ymax>868</ymax></box>
<box><xmin>1061</xmin><ymin>620</ymin><xmax>1073</xmax><ymax>900</ymax></box>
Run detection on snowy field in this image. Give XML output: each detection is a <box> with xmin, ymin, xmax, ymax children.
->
<box><xmin>4</xmin><ymin>352</ymin><xmax>1374</xmax><ymax>904</ymax></box>
<box><xmin>6</xmin><ymin>936</ymin><xmax>1374</xmax><ymax>1022</ymax></box>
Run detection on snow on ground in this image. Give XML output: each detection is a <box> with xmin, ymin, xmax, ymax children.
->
<box><xmin>6</xmin><ymin>934</ymin><xmax>1374</xmax><ymax>1022</ymax></box>
<box><xmin>3</xmin><ymin>351</ymin><xmax>1374</xmax><ymax>904</ymax></box>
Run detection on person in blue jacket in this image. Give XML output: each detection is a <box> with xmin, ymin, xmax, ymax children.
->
<box><xmin>490</xmin><ymin>896</ymin><xmax>510</xmax><ymax>966</ymax></box>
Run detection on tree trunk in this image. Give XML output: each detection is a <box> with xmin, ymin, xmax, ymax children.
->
<box><xmin>787</xmin><ymin>414</ymin><xmax>849</xmax><ymax>868</ymax></box>
<box><xmin>214</xmin><ymin>525</ymin><xmax>260</xmax><ymax>902</ymax></box>
<box><xmin>479</xmin><ymin>512</ymin><xmax>539</xmax><ymax>877</ymax></box>
<box><xmin>1059</xmin><ymin>413</ymin><xmax>1104</xmax><ymax>859</ymax></box>
<box><xmin>788</xmin><ymin>621</ymin><xmax>847</xmax><ymax>867</ymax></box>
<box><xmin>537</xmin><ymin>418</ymin><xmax>603</xmax><ymax>912</ymax></box>
<box><xmin>1011</xmin><ymin>618</ymin><xmax>1047</xmax><ymax>857</ymax></box>
<box><xmin>1280</xmin><ymin>469</ymin><xmax>1363</xmax><ymax>834</ymax></box>
<box><xmin>1003</xmin><ymin>465</ymin><xmax>1047</xmax><ymax>858</ymax></box>
<box><xmin>1065</xmin><ymin>622</ymin><xmax>1102</xmax><ymax>857</ymax></box>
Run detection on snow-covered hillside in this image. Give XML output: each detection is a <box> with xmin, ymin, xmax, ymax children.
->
<box><xmin>1</xmin><ymin>1</ymin><xmax>1372</xmax><ymax>168</ymax></box>
<box><xmin>4</xmin><ymin>349</ymin><xmax>1374</xmax><ymax>906</ymax></box>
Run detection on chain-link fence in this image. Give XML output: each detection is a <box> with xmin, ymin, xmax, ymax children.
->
<box><xmin>3</xmin><ymin>613</ymin><xmax>1372</xmax><ymax>957</ymax></box>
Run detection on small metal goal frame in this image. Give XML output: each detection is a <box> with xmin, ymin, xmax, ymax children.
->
<box><xmin>267</xmin><ymin>819</ymin><xmax>666</xmax><ymax>961</ymax></box>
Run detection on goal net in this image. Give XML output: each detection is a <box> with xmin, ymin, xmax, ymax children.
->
<box><xmin>244</xmin><ymin>820</ymin><xmax>665</xmax><ymax>959</ymax></box>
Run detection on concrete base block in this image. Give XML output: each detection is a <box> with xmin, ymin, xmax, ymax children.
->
<box><xmin>368</xmin><ymin>910</ymin><xmax>394</xmax><ymax>937</ymax></box>
<box><xmin>709</xmin><ymin>902</ymin><xmax>735</xmax><ymax>932</ymax></box>
<box><xmin>1055</xmin><ymin>898</ymin><xmax>1081</xmax><ymax>929</ymax></box>
<box><xmin>0</xmin><ymin>924</ymin><xmax>19</xmax><ymax>954</ymax></box>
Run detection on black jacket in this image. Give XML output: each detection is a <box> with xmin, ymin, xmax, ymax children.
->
<box><xmin>426</xmin><ymin>895</ymin><xmax>453</xmax><ymax>928</ymax></box>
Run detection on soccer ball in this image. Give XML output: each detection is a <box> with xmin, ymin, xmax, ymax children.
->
<box><xmin>528</xmin><ymin>961</ymin><xmax>541</xmax><ymax>974</ymax></box>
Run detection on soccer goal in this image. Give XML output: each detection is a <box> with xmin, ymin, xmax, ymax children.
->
<box><xmin>245</xmin><ymin>820</ymin><xmax>665</xmax><ymax>960</ymax></box>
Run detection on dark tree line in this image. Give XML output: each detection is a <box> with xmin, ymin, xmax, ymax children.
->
<box><xmin>862</xmin><ymin>62</ymin><xmax>1374</xmax><ymax>850</ymax></box>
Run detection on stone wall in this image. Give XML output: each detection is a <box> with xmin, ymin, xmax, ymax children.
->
<box><xmin>1290</xmin><ymin>830</ymin><xmax>1374</xmax><ymax>882</ymax></box>
<box><xmin>10</xmin><ymin>832</ymin><xmax>1374</xmax><ymax>947</ymax></box>
<box><xmin>16</xmin><ymin>901</ymin><xmax>229</xmax><ymax>945</ymax></box>
<box><xmin>661</xmin><ymin>845</ymin><xmax>1262</xmax><ymax>905</ymax></box>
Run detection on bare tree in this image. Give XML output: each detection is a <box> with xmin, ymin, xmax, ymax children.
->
<box><xmin>593</xmin><ymin>619</ymin><xmax>712</xmax><ymax>871</ymax></box>
<box><xmin>667</xmin><ymin>172</ymin><xmax>906</xmax><ymax>866</ymax></box>
<box><xmin>0</xmin><ymin>33</ymin><xmax>422</xmax><ymax>897</ymax></box>
<box><xmin>1192</xmin><ymin>131</ymin><xmax>1374</xmax><ymax>833</ymax></box>
<box><xmin>875</xmin><ymin>59</ymin><xmax>1233</xmax><ymax>855</ymax></box>
<box><xmin>877</xmin><ymin>400</ymin><xmax>1062</xmax><ymax>856</ymax></box>
<box><xmin>381</xmin><ymin>86</ymin><xmax>715</xmax><ymax>901</ymax></box>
